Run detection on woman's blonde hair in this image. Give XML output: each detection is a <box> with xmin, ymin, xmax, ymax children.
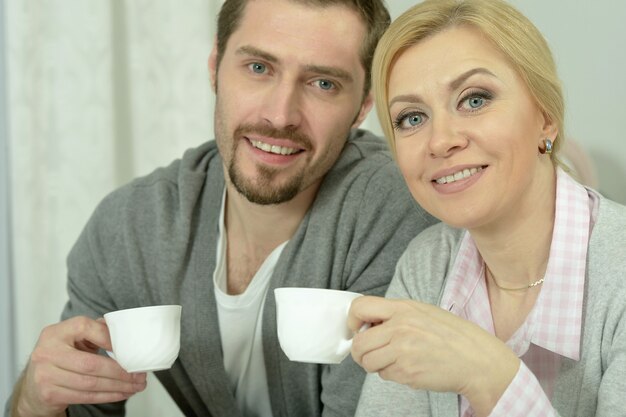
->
<box><xmin>373</xmin><ymin>0</ymin><xmax>564</xmax><ymax>161</ymax></box>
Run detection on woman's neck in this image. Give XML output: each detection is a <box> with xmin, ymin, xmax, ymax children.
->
<box><xmin>470</xmin><ymin>165</ymin><xmax>557</xmax><ymax>289</ymax></box>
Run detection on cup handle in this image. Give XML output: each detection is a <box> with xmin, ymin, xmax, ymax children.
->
<box><xmin>335</xmin><ymin>323</ymin><xmax>371</xmax><ymax>358</ymax></box>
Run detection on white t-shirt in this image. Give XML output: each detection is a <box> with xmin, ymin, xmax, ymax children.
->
<box><xmin>213</xmin><ymin>192</ymin><xmax>287</xmax><ymax>417</ymax></box>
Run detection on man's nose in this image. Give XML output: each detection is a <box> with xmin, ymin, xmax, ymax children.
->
<box><xmin>260</xmin><ymin>82</ymin><xmax>303</xmax><ymax>130</ymax></box>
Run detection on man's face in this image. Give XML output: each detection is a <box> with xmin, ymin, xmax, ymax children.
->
<box><xmin>210</xmin><ymin>0</ymin><xmax>372</xmax><ymax>205</ymax></box>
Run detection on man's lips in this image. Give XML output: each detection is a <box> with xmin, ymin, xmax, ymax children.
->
<box><xmin>247</xmin><ymin>138</ymin><xmax>301</xmax><ymax>155</ymax></box>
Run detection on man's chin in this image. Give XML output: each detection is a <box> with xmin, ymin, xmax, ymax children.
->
<box><xmin>237</xmin><ymin>186</ymin><xmax>300</xmax><ymax>205</ymax></box>
<box><xmin>228</xmin><ymin>161</ymin><xmax>306</xmax><ymax>205</ymax></box>
<box><xmin>231</xmin><ymin>176</ymin><xmax>301</xmax><ymax>205</ymax></box>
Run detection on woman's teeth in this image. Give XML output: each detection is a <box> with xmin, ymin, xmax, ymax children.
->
<box><xmin>250</xmin><ymin>140</ymin><xmax>299</xmax><ymax>155</ymax></box>
<box><xmin>435</xmin><ymin>166</ymin><xmax>483</xmax><ymax>184</ymax></box>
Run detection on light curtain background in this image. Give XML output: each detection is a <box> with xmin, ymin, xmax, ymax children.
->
<box><xmin>3</xmin><ymin>1</ymin><xmax>218</xmax><ymax>415</ymax></box>
<box><xmin>2</xmin><ymin>0</ymin><xmax>625</xmax><ymax>416</ymax></box>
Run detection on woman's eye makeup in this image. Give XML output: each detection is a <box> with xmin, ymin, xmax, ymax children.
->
<box><xmin>458</xmin><ymin>89</ymin><xmax>493</xmax><ymax>111</ymax></box>
<box><xmin>392</xmin><ymin>110</ymin><xmax>426</xmax><ymax>131</ymax></box>
<box><xmin>390</xmin><ymin>87</ymin><xmax>494</xmax><ymax>131</ymax></box>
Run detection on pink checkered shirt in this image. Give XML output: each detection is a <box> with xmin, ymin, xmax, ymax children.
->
<box><xmin>439</xmin><ymin>168</ymin><xmax>597</xmax><ymax>417</ymax></box>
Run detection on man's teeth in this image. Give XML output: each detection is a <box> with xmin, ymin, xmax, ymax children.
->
<box><xmin>250</xmin><ymin>140</ymin><xmax>299</xmax><ymax>155</ymax></box>
<box><xmin>435</xmin><ymin>167</ymin><xmax>483</xmax><ymax>184</ymax></box>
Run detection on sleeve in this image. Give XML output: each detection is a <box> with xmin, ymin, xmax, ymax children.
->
<box><xmin>320</xmin><ymin>161</ymin><xmax>438</xmax><ymax>417</ymax></box>
<box><xmin>355</xmin><ymin>225</ymin><xmax>471</xmax><ymax>417</ymax></box>
<box><xmin>355</xmin><ymin>257</ymin><xmax>433</xmax><ymax>417</ymax></box>
<box><xmin>488</xmin><ymin>362</ymin><xmax>559</xmax><ymax>417</ymax></box>
<box><xmin>594</xmin><ymin>289</ymin><xmax>626</xmax><ymax>416</ymax></box>
<box><xmin>61</xmin><ymin>194</ymin><xmax>131</xmax><ymax>417</ymax></box>
<box><xmin>356</xmin><ymin>374</ymin><xmax>431</xmax><ymax>417</ymax></box>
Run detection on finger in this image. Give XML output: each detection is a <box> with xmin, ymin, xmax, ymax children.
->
<box><xmin>40</xmin><ymin>383</ymin><xmax>136</xmax><ymax>407</ymax></box>
<box><xmin>359</xmin><ymin>342</ymin><xmax>398</xmax><ymax>374</ymax></box>
<box><xmin>41</xmin><ymin>316</ymin><xmax>113</xmax><ymax>353</ymax></box>
<box><xmin>347</xmin><ymin>296</ymin><xmax>397</xmax><ymax>331</ymax></box>
<box><xmin>49</xmin><ymin>365</ymin><xmax>147</xmax><ymax>394</ymax></box>
<box><xmin>350</xmin><ymin>322</ymin><xmax>393</xmax><ymax>365</ymax></box>
<box><xmin>52</xmin><ymin>349</ymin><xmax>138</xmax><ymax>383</ymax></box>
<box><xmin>31</xmin><ymin>332</ymin><xmax>134</xmax><ymax>384</ymax></box>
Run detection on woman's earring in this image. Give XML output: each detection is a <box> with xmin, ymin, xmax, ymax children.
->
<box><xmin>539</xmin><ymin>138</ymin><xmax>553</xmax><ymax>155</ymax></box>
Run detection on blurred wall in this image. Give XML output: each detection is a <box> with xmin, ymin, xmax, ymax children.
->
<box><xmin>1</xmin><ymin>0</ymin><xmax>17</xmax><ymax>405</ymax></box>
<box><xmin>3</xmin><ymin>1</ymin><xmax>217</xmax><ymax>414</ymax></box>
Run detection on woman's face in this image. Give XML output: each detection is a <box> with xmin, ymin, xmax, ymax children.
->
<box><xmin>388</xmin><ymin>25</ymin><xmax>557</xmax><ymax>230</ymax></box>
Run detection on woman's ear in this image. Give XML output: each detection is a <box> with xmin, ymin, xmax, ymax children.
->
<box><xmin>541</xmin><ymin>110</ymin><xmax>559</xmax><ymax>142</ymax></box>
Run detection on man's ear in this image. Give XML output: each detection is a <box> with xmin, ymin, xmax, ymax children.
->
<box><xmin>208</xmin><ymin>36</ymin><xmax>218</xmax><ymax>92</ymax></box>
<box><xmin>351</xmin><ymin>92</ymin><xmax>374</xmax><ymax>129</ymax></box>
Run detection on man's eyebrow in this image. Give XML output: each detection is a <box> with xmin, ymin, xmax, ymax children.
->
<box><xmin>303</xmin><ymin>64</ymin><xmax>354</xmax><ymax>83</ymax></box>
<box><xmin>236</xmin><ymin>45</ymin><xmax>278</xmax><ymax>63</ymax></box>
<box><xmin>235</xmin><ymin>45</ymin><xmax>354</xmax><ymax>83</ymax></box>
<box><xmin>389</xmin><ymin>67</ymin><xmax>497</xmax><ymax>106</ymax></box>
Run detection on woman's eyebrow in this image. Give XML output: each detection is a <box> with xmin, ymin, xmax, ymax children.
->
<box><xmin>389</xmin><ymin>67</ymin><xmax>498</xmax><ymax>106</ymax></box>
<box><xmin>449</xmin><ymin>67</ymin><xmax>497</xmax><ymax>91</ymax></box>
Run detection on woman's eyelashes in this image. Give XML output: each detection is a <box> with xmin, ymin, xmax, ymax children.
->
<box><xmin>458</xmin><ymin>88</ymin><xmax>493</xmax><ymax>112</ymax></box>
<box><xmin>393</xmin><ymin>110</ymin><xmax>427</xmax><ymax>131</ymax></box>
<box><xmin>392</xmin><ymin>88</ymin><xmax>495</xmax><ymax>132</ymax></box>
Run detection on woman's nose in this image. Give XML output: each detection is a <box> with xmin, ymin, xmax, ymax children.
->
<box><xmin>428</xmin><ymin>115</ymin><xmax>469</xmax><ymax>158</ymax></box>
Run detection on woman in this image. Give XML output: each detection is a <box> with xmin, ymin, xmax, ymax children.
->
<box><xmin>348</xmin><ymin>0</ymin><xmax>626</xmax><ymax>416</ymax></box>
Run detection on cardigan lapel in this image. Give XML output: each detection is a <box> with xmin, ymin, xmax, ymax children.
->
<box><xmin>179</xmin><ymin>156</ymin><xmax>242</xmax><ymax>416</ymax></box>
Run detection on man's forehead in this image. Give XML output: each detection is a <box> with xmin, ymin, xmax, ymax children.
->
<box><xmin>230</xmin><ymin>0</ymin><xmax>366</xmax><ymax>67</ymax></box>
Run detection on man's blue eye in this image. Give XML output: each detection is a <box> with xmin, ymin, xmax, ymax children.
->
<box><xmin>317</xmin><ymin>80</ymin><xmax>334</xmax><ymax>90</ymax></box>
<box><xmin>251</xmin><ymin>63</ymin><xmax>266</xmax><ymax>74</ymax></box>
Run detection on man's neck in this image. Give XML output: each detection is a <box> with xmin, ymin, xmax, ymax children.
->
<box><xmin>224</xmin><ymin>181</ymin><xmax>320</xmax><ymax>294</ymax></box>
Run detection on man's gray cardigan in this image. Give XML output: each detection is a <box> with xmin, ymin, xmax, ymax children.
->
<box><xmin>8</xmin><ymin>130</ymin><xmax>434</xmax><ymax>417</ymax></box>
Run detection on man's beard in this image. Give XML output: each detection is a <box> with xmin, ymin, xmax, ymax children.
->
<box><xmin>227</xmin><ymin>123</ymin><xmax>313</xmax><ymax>205</ymax></box>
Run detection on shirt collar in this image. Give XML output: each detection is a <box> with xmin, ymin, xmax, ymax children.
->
<box><xmin>531</xmin><ymin>167</ymin><xmax>590</xmax><ymax>360</ymax></box>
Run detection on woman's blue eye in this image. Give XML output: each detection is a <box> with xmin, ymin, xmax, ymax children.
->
<box><xmin>405</xmin><ymin>114</ymin><xmax>422</xmax><ymax>126</ymax></box>
<box><xmin>467</xmin><ymin>96</ymin><xmax>484</xmax><ymax>108</ymax></box>
<box><xmin>393</xmin><ymin>112</ymin><xmax>425</xmax><ymax>131</ymax></box>
<box><xmin>250</xmin><ymin>63</ymin><xmax>266</xmax><ymax>74</ymax></box>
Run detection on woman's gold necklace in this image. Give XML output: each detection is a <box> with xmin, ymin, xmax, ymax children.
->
<box><xmin>485</xmin><ymin>265</ymin><xmax>545</xmax><ymax>291</ymax></box>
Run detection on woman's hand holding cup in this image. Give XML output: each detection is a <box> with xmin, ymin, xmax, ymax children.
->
<box><xmin>347</xmin><ymin>296</ymin><xmax>520</xmax><ymax>415</ymax></box>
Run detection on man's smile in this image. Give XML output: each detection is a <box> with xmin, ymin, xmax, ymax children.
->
<box><xmin>248</xmin><ymin>139</ymin><xmax>301</xmax><ymax>155</ymax></box>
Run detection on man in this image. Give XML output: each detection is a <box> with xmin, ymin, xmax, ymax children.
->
<box><xmin>7</xmin><ymin>0</ymin><xmax>435</xmax><ymax>416</ymax></box>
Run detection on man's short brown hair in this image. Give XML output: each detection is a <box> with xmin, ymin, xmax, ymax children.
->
<box><xmin>215</xmin><ymin>0</ymin><xmax>391</xmax><ymax>95</ymax></box>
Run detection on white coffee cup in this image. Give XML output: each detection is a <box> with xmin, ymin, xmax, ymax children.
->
<box><xmin>274</xmin><ymin>287</ymin><xmax>363</xmax><ymax>364</ymax></box>
<box><xmin>103</xmin><ymin>305</ymin><xmax>182</xmax><ymax>373</ymax></box>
